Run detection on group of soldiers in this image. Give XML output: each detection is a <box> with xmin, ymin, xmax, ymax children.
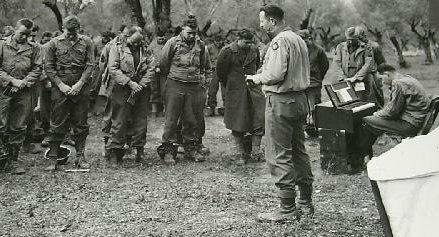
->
<box><xmin>2</xmin><ymin>4</ymin><xmax>429</xmax><ymax>223</ymax></box>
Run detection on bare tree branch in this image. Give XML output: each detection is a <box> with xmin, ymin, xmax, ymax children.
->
<box><xmin>42</xmin><ymin>0</ymin><xmax>63</xmax><ymax>31</ymax></box>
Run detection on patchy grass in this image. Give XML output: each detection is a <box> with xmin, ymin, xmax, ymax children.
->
<box><xmin>1</xmin><ymin>55</ymin><xmax>438</xmax><ymax>236</ymax></box>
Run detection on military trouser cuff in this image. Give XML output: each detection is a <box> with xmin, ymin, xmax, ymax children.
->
<box><xmin>278</xmin><ymin>189</ymin><xmax>296</xmax><ymax>199</ymax></box>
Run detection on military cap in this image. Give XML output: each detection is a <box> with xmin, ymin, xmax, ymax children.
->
<box><xmin>64</xmin><ymin>15</ymin><xmax>81</xmax><ymax>30</ymax></box>
<box><xmin>183</xmin><ymin>15</ymin><xmax>198</xmax><ymax>29</ymax></box>
<box><xmin>44</xmin><ymin>145</ymin><xmax>74</xmax><ymax>165</ymax></box>
<box><xmin>237</xmin><ymin>29</ymin><xmax>254</xmax><ymax>40</ymax></box>
<box><xmin>345</xmin><ymin>27</ymin><xmax>357</xmax><ymax>40</ymax></box>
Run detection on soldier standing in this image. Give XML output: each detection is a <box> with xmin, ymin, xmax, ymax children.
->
<box><xmin>99</xmin><ymin>26</ymin><xmax>126</xmax><ymax>155</ymax></box>
<box><xmin>206</xmin><ymin>35</ymin><xmax>225</xmax><ymax>116</ymax></box>
<box><xmin>246</xmin><ymin>5</ymin><xmax>314</xmax><ymax>222</ymax></box>
<box><xmin>149</xmin><ymin>35</ymin><xmax>167</xmax><ymax>117</ymax></box>
<box><xmin>39</xmin><ymin>31</ymin><xmax>54</xmax><ymax>147</ymax></box>
<box><xmin>106</xmin><ymin>26</ymin><xmax>154</xmax><ymax>166</ymax></box>
<box><xmin>44</xmin><ymin>16</ymin><xmax>94</xmax><ymax>171</ymax></box>
<box><xmin>216</xmin><ymin>29</ymin><xmax>264</xmax><ymax>165</ymax></box>
<box><xmin>158</xmin><ymin>15</ymin><xmax>211</xmax><ymax>164</ymax></box>
<box><xmin>334</xmin><ymin>27</ymin><xmax>382</xmax><ymax>107</ymax></box>
<box><xmin>0</xmin><ymin>19</ymin><xmax>42</xmax><ymax>174</ymax></box>
<box><xmin>297</xmin><ymin>29</ymin><xmax>329</xmax><ymax>138</ymax></box>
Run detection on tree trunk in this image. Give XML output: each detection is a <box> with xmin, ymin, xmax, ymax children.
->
<box><xmin>423</xmin><ymin>39</ymin><xmax>434</xmax><ymax>64</ymax></box>
<box><xmin>42</xmin><ymin>0</ymin><xmax>63</xmax><ymax>31</ymax></box>
<box><xmin>389</xmin><ymin>35</ymin><xmax>409</xmax><ymax>68</ymax></box>
<box><xmin>152</xmin><ymin>0</ymin><xmax>171</xmax><ymax>35</ymax></box>
<box><xmin>125</xmin><ymin>0</ymin><xmax>146</xmax><ymax>29</ymax></box>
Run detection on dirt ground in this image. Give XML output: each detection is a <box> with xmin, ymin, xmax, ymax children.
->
<box><xmin>1</xmin><ymin>55</ymin><xmax>438</xmax><ymax>237</ymax></box>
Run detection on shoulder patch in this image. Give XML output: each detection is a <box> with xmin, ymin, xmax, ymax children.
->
<box><xmin>271</xmin><ymin>42</ymin><xmax>279</xmax><ymax>50</ymax></box>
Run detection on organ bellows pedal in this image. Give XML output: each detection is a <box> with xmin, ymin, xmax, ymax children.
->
<box><xmin>316</xmin><ymin>81</ymin><xmax>377</xmax><ymax>174</ymax></box>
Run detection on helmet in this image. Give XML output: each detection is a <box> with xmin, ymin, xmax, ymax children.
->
<box><xmin>44</xmin><ymin>145</ymin><xmax>75</xmax><ymax>165</ymax></box>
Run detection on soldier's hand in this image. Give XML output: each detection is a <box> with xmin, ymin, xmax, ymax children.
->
<box><xmin>69</xmin><ymin>81</ymin><xmax>84</xmax><ymax>96</ymax></box>
<box><xmin>139</xmin><ymin>81</ymin><xmax>150</xmax><ymax>88</ymax></box>
<box><xmin>11</xmin><ymin>87</ymin><xmax>19</xmax><ymax>93</ymax></box>
<box><xmin>58</xmin><ymin>83</ymin><xmax>72</xmax><ymax>95</ymax></box>
<box><xmin>245</xmin><ymin>75</ymin><xmax>257</xmax><ymax>86</ymax></box>
<box><xmin>10</xmin><ymin>79</ymin><xmax>26</xmax><ymax>89</ymax></box>
<box><xmin>129</xmin><ymin>81</ymin><xmax>143</xmax><ymax>93</ymax></box>
<box><xmin>346</xmin><ymin>77</ymin><xmax>356</xmax><ymax>82</ymax></box>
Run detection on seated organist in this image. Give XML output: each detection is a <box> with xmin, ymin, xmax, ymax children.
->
<box><xmin>352</xmin><ymin>64</ymin><xmax>432</xmax><ymax>170</ymax></box>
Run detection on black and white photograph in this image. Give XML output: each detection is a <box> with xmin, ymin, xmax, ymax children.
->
<box><xmin>0</xmin><ymin>0</ymin><xmax>438</xmax><ymax>236</ymax></box>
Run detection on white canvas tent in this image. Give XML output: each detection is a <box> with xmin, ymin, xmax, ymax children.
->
<box><xmin>368</xmin><ymin>127</ymin><xmax>439</xmax><ymax>237</ymax></box>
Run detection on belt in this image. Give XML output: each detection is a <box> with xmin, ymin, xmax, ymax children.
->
<box><xmin>57</xmin><ymin>65</ymin><xmax>84</xmax><ymax>74</ymax></box>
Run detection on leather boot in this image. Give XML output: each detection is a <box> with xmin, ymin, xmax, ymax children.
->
<box><xmin>8</xmin><ymin>145</ymin><xmax>25</xmax><ymax>175</ymax></box>
<box><xmin>158</xmin><ymin>144</ymin><xmax>176</xmax><ymax>165</ymax></box>
<box><xmin>74</xmin><ymin>139</ymin><xmax>89</xmax><ymax>169</ymax></box>
<box><xmin>0</xmin><ymin>138</ymin><xmax>7</xmax><ymax>171</ymax></box>
<box><xmin>251</xmin><ymin>135</ymin><xmax>264</xmax><ymax>161</ymax></box>
<box><xmin>298</xmin><ymin>184</ymin><xmax>315</xmax><ymax>217</ymax></box>
<box><xmin>257</xmin><ymin>198</ymin><xmax>301</xmax><ymax>223</ymax></box>
<box><xmin>0</xmin><ymin>148</ymin><xmax>7</xmax><ymax>172</ymax></box>
<box><xmin>232</xmin><ymin>135</ymin><xmax>246</xmax><ymax>165</ymax></box>
<box><xmin>135</xmin><ymin>147</ymin><xmax>145</xmax><ymax>163</ymax></box>
<box><xmin>116</xmin><ymin>148</ymin><xmax>125</xmax><ymax>164</ymax></box>
<box><xmin>44</xmin><ymin>142</ymin><xmax>60</xmax><ymax>171</ymax></box>
<box><xmin>184</xmin><ymin>144</ymin><xmax>205</xmax><ymax>162</ymax></box>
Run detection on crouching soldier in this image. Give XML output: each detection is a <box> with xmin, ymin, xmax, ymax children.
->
<box><xmin>44</xmin><ymin>16</ymin><xmax>94</xmax><ymax>171</ymax></box>
<box><xmin>106</xmin><ymin>26</ymin><xmax>154</xmax><ymax>167</ymax></box>
<box><xmin>0</xmin><ymin>18</ymin><xmax>42</xmax><ymax>174</ymax></box>
<box><xmin>157</xmin><ymin>15</ymin><xmax>211</xmax><ymax>164</ymax></box>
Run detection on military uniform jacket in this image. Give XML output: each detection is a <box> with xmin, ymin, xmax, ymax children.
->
<box><xmin>107</xmin><ymin>37</ymin><xmax>155</xmax><ymax>93</ymax></box>
<box><xmin>159</xmin><ymin>34</ymin><xmax>211</xmax><ymax>83</ymax></box>
<box><xmin>333</xmin><ymin>41</ymin><xmax>376</xmax><ymax>82</ymax></box>
<box><xmin>252</xmin><ymin>26</ymin><xmax>310</xmax><ymax>94</ymax></box>
<box><xmin>308</xmin><ymin>43</ymin><xmax>329</xmax><ymax>88</ymax></box>
<box><xmin>44</xmin><ymin>33</ymin><xmax>94</xmax><ymax>98</ymax></box>
<box><xmin>217</xmin><ymin>42</ymin><xmax>264</xmax><ymax>132</ymax></box>
<box><xmin>375</xmin><ymin>75</ymin><xmax>431</xmax><ymax>128</ymax></box>
<box><xmin>0</xmin><ymin>36</ymin><xmax>41</xmax><ymax>90</ymax></box>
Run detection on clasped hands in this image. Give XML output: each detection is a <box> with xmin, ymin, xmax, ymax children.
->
<box><xmin>58</xmin><ymin>81</ymin><xmax>84</xmax><ymax>96</ymax></box>
<box><xmin>9</xmin><ymin>78</ymin><xmax>34</xmax><ymax>93</ymax></box>
<box><xmin>245</xmin><ymin>75</ymin><xmax>259</xmax><ymax>86</ymax></box>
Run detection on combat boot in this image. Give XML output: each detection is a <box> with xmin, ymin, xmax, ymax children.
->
<box><xmin>232</xmin><ymin>135</ymin><xmax>246</xmax><ymax>165</ymax></box>
<box><xmin>22</xmin><ymin>143</ymin><xmax>42</xmax><ymax>154</ymax></box>
<box><xmin>8</xmin><ymin>145</ymin><xmax>25</xmax><ymax>175</ymax></box>
<box><xmin>298</xmin><ymin>184</ymin><xmax>315</xmax><ymax>217</ymax></box>
<box><xmin>158</xmin><ymin>144</ymin><xmax>176</xmax><ymax>165</ymax></box>
<box><xmin>135</xmin><ymin>147</ymin><xmax>145</xmax><ymax>163</ymax></box>
<box><xmin>73</xmin><ymin>139</ymin><xmax>90</xmax><ymax>169</ymax></box>
<box><xmin>103</xmin><ymin>137</ymin><xmax>110</xmax><ymax>160</ymax></box>
<box><xmin>63</xmin><ymin>135</ymin><xmax>75</xmax><ymax>146</ymax></box>
<box><xmin>196</xmin><ymin>143</ymin><xmax>210</xmax><ymax>156</ymax></box>
<box><xmin>41</xmin><ymin>136</ymin><xmax>50</xmax><ymax>147</ymax></box>
<box><xmin>257</xmin><ymin>198</ymin><xmax>302</xmax><ymax>223</ymax></box>
<box><xmin>250</xmin><ymin>135</ymin><xmax>264</xmax><ymax>161</ymax></box>
<box><xmin>184</xmin><ymin>145</ymin><xmax>206</xmax><ymax>162</ymax></box>
<box><xmin>0</xmin><ymin>149</ymin><xmax>7</xmax><ymax>172</ymax></box>
<box><xmin>0</xmin><ymin>139</ymin><xmax>8</xmax><ymax>171</ymax></box>
<box><xmin>107</xmin><ymin>149</ymin><xmax>120</xmax><ymax>168</ymax></box>
<box><xmin>44</xmin><ymin>142</ymin><xmax>60</xmax><ymax>171</ymax></box>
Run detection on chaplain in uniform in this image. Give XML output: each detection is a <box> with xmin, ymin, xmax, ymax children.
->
<box><xmin>246</xmin><ymin>5</ymin><xmax>314</xmax><ymax>222</ymax></box>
